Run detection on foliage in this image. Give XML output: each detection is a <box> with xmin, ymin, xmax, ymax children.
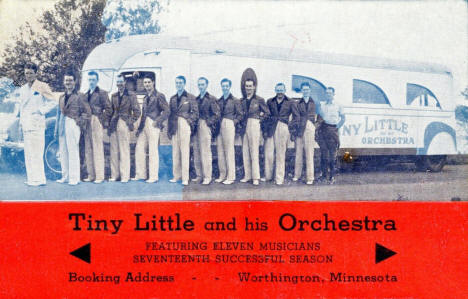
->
<box><xmin>101</xmin><ymin>0</ymin><xmax>169</xmax><ymax>41</ymax></box>
<box><xmin>0</xmin><ymin>0</ymin><xmax>107</xmax><ymax>91</ymax></box>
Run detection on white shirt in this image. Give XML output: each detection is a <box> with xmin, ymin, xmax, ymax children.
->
<box><xmin>319</xmin><ymin>101</ymin><xmax>343</xmax><ymax>125</ymax></box>
<box><xmin>18</xmin><ymin>81</ymin><xmax>55</xmax><ymax>131</ymax></box>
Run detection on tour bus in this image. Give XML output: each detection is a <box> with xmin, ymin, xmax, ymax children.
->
<box><xmin>76</xmin><ymin>34</ymin><xmax>456</xmax><ymax>172</ymax></box>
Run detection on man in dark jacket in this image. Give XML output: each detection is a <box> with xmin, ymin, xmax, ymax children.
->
<box><xmin>262</xmin><ymin>83</ymin><xmax>298</xmax><ymax>185</ymax></box>
<box><xmin>291</xmin><ymin>82</ymin><xmax>318</xmax><ymax>185</ymax></box>
<box><xmin>168</xmin><ymin>76</ymin><xmax>199</xmax><ymax>186</ymax></box>
<box><xmin>55</xmin><ymin>71</ymin><xmax>91</xmax><ymax>185</ymax></box>
<box><xmin>133</xmin><ymin>75</ymin><xmax>169</xmax><ymax>183</ymax></box>
<box><xmin>192</xmin><ymin>77</ymin><xmax>221</xmax><ymax>185</ymax></box>
<box><xmin>215</xmin><ymin>78</ymin><xmax>244</xmax><ymax>185</ymax></box>
<box><xmin>240</xmin><ymin>79</ymin><xmax>270</xmax><ymax>186</ymax></box>
<box><xmin>108</xmin><ymin>74</ymin><xmax>141</xmax><ymax>183</ymax></box>
<box><xmin>82</xmin><ymin>71</ymin><xmax>112</xmax><ymax>184</ymax></box>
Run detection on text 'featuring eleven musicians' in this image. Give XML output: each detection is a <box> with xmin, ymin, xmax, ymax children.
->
<box><xmin>19</xmin><ymin>64</ymin><xmax>345</xmax><ymax>188</ymax></box>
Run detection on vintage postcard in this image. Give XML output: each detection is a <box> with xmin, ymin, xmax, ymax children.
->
<box><xmin>0</xmin><ymin>0</ymin><xmax>467</xmax><ymax>298</ymax></box>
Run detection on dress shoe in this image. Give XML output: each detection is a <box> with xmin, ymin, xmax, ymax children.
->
<box><xmin>169</xmin><ymin>178</ymin><xmax>179</xmax><ymax>183</ymax></box>
<box><xmin>68</xmin><ymin>181</ymin><xmax>79</xmax><ymax>186</ymax></box>
<box><xmin>215</xmin><ymin>178</ymin><xmax>224</xmax><ymax>183</ymax></box>
<box><xmin>292</xmin><ymin>177</ymin><xmax>299</xmax><ymax>182</ymax></box>
<box><xmin>191</xmin><ymin>177</ymin><xmax>201</xmax><ymax>183</ymax></box>
<box><xmin>202</xmin><ymin>179</ymin><xmax>211</xmax><ymax>185</ymax></box>
<box><xmin>252</xmin><ymin>179</ymin><xmax>259</xmax><ymax>186</ymax></box>
<box><xmin>146</xmin><ymin>178</ymin><xmax>158</xmax><ymax>183</ymax></box>
<box><xmin>56</xmin><ymin>178</ymin><xmax>66</xmax><ymax>184</ymax></box>
<box><xmin>328</xmin><ymin>177</ymin><xmax>336</xmax><ymax>185</ymax></box>
<box><xmin>121</xmin><ymin>179</ymin><xmax>129</xmax><ymax>183</ymax></box>
<box><xmin>82</xmin><ymin>177</ymin><xmax>92</xmax><ymax>182</ymax></box>
<box><xmin>222</xmin><ymin>180</ymin><xmax>234</xmax><ymax>185</ymax></box>
<box><xmin>260</xmin><ymin>177</ymin><xmax>267</xmax><ymax>182</ymax></box>
<box><xmin>306</xmin><ymin>180</ymin><xmax>314</xmax><ymax>185</ymax></box>
<box><xmin>275</xmin><ymin>181</ymin><xmax>283</xmax><ymax>186</ymax></box>
<box><xmin>94</xmin><ymin>179</ymin><xmax>103</xmax><ymax>184</ymax></box>
<box><xmin>240</xmin><ymin>178</ymin><xmax>251</xmax><ymax>183</ymax></box>
<box><xmin>181</xmin><ymin>181</ymin><xmax>189</xmax><ymax>186</ymax></box>
<box><xmin>108</xmin><ymin>178</ymin><xmax>117</xmax><ymax>182</ymax></box>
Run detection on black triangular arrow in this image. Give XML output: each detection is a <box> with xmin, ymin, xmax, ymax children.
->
<box><xmin>70</xmin><ymin>243</ymin><xmax>91</xmax><ymax>264</ymax></box>
<box><xmin>375</xmin><ymin>243</ymin><xmax>396</xmax><ymax>264</ymax></box>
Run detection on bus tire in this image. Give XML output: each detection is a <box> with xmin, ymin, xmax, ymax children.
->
<box><xmin>415</xmin><ymin>155</ymin><xmax>447</xmax><ymax>172</ymax></box>
<box><xmin>44</xmin><ymin>139</ymin><xmax>61</xmax><ymax>174</ymax></box>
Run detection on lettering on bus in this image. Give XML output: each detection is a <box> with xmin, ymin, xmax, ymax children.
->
<box><xmin>341</xmin><ymin>116</ymin><xmax>414</xmax><ymax>145</ymax></box>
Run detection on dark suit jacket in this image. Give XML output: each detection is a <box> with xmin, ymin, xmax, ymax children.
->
<box><xmin>238</xmin><ymin>94</ymin><xmax>269</xmax><ymax>136</ymax></box>
<box><xmin>54</xmin><ymin>91</ymin><xmax>91</xmax><ymax>136</ymax></box>
<box><xmin>85</xmin><ymin>86</ymin><xmax>112</xmax><ymax>128</ymax></box>
<box><xmin>167</xmin><ymin>90</ymin><xmax>199</xmax><ymax>138</ymax></box>
<box><xmin>109</xmin><ymin>89</ymin><xmax>141</xmax><ymax>133</ymax></box>
<box><xmin>137</xmin><ymin>89</ymin><xmax>169</xmax><ymax>134</ymax></box>
<box><xmin>290</xmin><ymin>97</ymin><xmax>317</xmax><ymax>138</ymax></box>
<box><xmin>214</xmin><ymin>93</ymin><xmax>244</xmax><ymax>138</ymax></box>
<box><xmin>196</xmin><ymin>92</ymin><xmax>221</xmax><ymax>135</ymax></box>
<box><xmin>262</xmin><ymin>96</ymin><xmax>297</xmax><ymax>139</ymax></box>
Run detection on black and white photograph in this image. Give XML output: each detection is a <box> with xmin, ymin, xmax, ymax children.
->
<box><xmin>0</xmin><ymin>0</ymin><xmax>467</xmax><ymax>201</ymax></box>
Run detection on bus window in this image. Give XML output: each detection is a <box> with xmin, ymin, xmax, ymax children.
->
<box><xmin>352</xmin><ymin>79</ymin><xmax>390</xmax><ymax>106</ymax></box>
<box><xmin>120</xmin><ymin>71</ymin><xmax>156</xmax><ymax>95</ymax></box>
<box><xmin>291</xmin><ymin>75</ymin><xmax>326</xmax><ymax>102</ymax></box>
<box><xmin>406</xmin><ymin>83</ymin><xmax>441</xmax><ymax>109</ymax></box>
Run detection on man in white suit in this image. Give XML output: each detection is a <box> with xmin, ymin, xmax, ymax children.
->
<box><xmin>18</xmin><ymin>63</ymin><xmax>56</xmax><ymax>186</ymax></box>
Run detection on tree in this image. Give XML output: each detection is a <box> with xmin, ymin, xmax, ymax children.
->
<box><xmin>0</xmin><ymin>0</ymin><xmax>107</xmax><ymax>91</ymax></box>
<box><xmin>101</xmin><ymin>0</ymin><xmax>169</xmax><ymax>41</ymax></box>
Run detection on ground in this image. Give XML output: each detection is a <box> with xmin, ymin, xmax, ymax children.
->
<box><xmin>1</xmin><ymin>164</ymin><xmax>466</xmax><ymax>202</ymax></box>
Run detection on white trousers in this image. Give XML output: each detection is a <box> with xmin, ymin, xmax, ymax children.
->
<box><xmin>193</xmin><ymin>119</ymin><xmax>212</xmax><ymax>180</ymax></box>
<box><xmin>264</xmin><ymin>121</ymin><xmax>290</xmax><ymax>184</ymax></box>
<box><xmin>85</xmin><ymin>115</ymin><xmax>105</xmax><ymax>181</ymax></box>
<box><xmin>217</xmin><ymin>118</ymin><xmax>236</xmax><ymax>181</ymax></box>
<box><xmin>59</xmin><ymin>117</ymin><xmax>81</xmax><ymax>184</ymax></box>
<box><xmin>294</xmin><ymin>120</ymin><xmax>316</xmax><ymax>181</ymax></box>
<box><xmin>135</xmin><ymin>118</ymin><xmax>160</xmax><ymax>180</ymax></box>
<box><xmin>242</xmin><ymin>118</ymin><xmax>261</xmax><ymax>181</ymax></box>
<box><xmin>110</xmin><ymin>119</ymin><xmax>131</xmax><ymax>181</ymax></box>
<box><xmin>23</xmin><ymin>129</ymin><xmax>46</xmax><ymax>185</ymax></box>
<box><xmin>171</xmin><ymin>117</ymin><xmax>191</xmax><ymax>182</ymax></box>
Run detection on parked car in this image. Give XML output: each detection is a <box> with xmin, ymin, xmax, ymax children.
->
<box><xmin>0</xmin><ymin>94</ymin><xmax>61</xmax><ymax>178</ymax></box>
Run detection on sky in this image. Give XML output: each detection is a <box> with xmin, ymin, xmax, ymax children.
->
<box><xmin>0</xmin><ymin>0</ymin><xmax>466</xmax><ymax>99</ymax></box>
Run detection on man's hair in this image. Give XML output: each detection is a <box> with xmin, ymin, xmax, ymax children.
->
<box><xmin>220</xmin><ymin>78</ymin><xmax>232</xmax><ymax>87</ymax></box>
<box><xmin>245</xmin><ymin>79</ymin><xmax>256</xmax><ymax>86</ymax></box>
<box><xmin>326</xmin><ymin>86</ymin><xmax>335</xmax><ymax>93</ymax></box>
<box><xmin>88</xmin><ymin>70</ymin><xmax>99</xmax><ymax>80</ymax></box>
<box><xmin>143</xmin><ymin>74</ymin><xmax>154</xmax><ymax>81</ymax></box>
<box><xmin>300</xmin><ymin>82</ymin><xmax>311</xmax><ymax>89</ymax></box>
<box><xmin>198</xmin><ymin>77</ymin><xmax>209</xmax><ymax>85</ymax></box>
<box><xmin>275</xmin><ymin>82</ymin><xmax>286</xmax><ymax>89</ymax></box>
<box><xmin>176</xmin><ymin>75</ymin><xmax>186</xmax><ymax>84</ymax></box>
<box><xmin>24</xmin><ymin>63</ymin><xmax>38</xmax><ymax>73</ymax></box>
<box><xmin>63</xmin><ymin>70</ymin><xmax>77</xmax><ymax>81</ymax></box>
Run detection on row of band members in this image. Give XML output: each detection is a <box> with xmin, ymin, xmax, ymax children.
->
<box><xmin>19</xmin><ymin>64</ymin><xmax>345</xmax><ymax>187</ymax></box>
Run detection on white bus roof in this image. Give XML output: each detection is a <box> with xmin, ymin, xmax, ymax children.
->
<box><xmin>82</xmin><ymin>34</ymin><xmax>452</xmax><ymax>75</ymax></box>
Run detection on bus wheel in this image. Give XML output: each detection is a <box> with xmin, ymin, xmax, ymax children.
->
<box><xmin>415</xmin><ymin>155</ymin><xmax>447</xmax><ymax>172</ymax></box>
<box><xmin>44</xmin><ymin>139</ymin><xmax>62</xmax><ymax>174</ymax></box>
